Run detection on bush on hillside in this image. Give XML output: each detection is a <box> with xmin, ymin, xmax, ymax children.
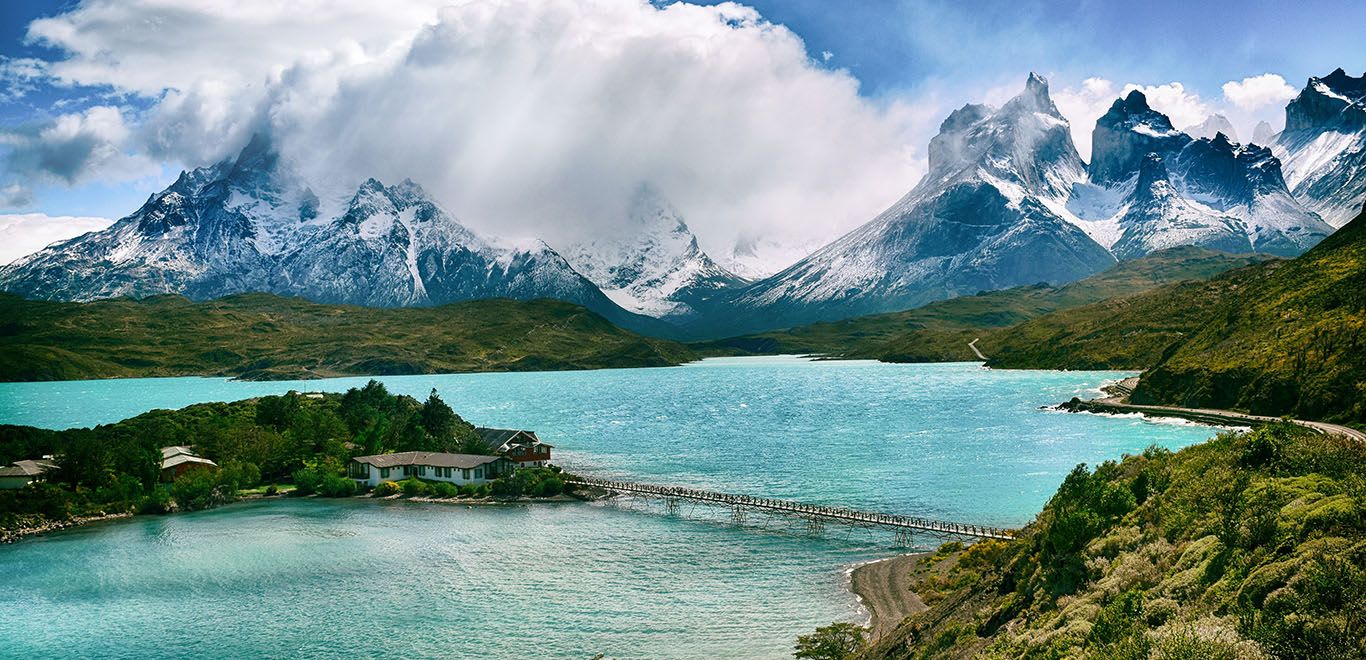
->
<box><xmin>373</xmin><ymin>481</ymin><xmax>400</xmax><ymax>497</ymax></box>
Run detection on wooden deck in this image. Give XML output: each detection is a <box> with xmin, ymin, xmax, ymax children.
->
<box><xmin>565</xmin><ymin>476</ymin><xmax>1016</xmax><ymax>541</ymax></box>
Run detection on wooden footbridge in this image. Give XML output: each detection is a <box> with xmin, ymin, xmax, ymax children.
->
<box><xmin>565</xmin><ymin>476</ymin><xmax>1016</xmax><ymax>541</ymax></box>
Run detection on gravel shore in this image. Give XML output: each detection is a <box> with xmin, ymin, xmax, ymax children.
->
<box><xmin>850</xmin><ymin>553</ymin><xmax>928</xmax><ymax>639</ymax></box>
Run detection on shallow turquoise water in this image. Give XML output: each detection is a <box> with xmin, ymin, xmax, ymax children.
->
<box><xmin>0</xmin><ymin>358</ymin><xmax>1220</xmax><ymax>658</ymax></box>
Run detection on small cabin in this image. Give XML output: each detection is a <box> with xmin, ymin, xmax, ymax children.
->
<box><xmin>160</xmin><ymin>446</ymin><xmax>219</xmax><ymax>482</ymax></box>
<box><xmin>0</xmin><ymin>459</ymin><xmax>57</xmax><ymax>490</ymax></box>
<box><xmin>349</xmin><ymin>451</ymin><xmax>513</xmax><ymax>488</ymax></box>
<box><xmin>476</xmin><ymin>428</ymin><xmax>553</xmax><ymax>467</ymax></box>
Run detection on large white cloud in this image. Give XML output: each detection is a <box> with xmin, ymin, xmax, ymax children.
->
<box><xmin>23</xmin><ymin>0</ymin><xmax>922</xmax><ymax>272</ymax></box>
<box><xmin>0</xmin><ymin>213</ymin><xmax>112</xmax><ymax>264</ymax></box>
<box><xmin>1052</xmin><ymin>77</ymin><xmax>1119</xmax><ymax>161</ymax></box>
<box><xmin>1222</xmin><ymin>73</ymin><xmax>1297</xmax><ymax>112</ymax></box>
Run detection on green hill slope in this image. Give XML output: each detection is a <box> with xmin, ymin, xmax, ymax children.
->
<box><xmin>981</xmin><ymin>207</ymin><xmax>1366</xmax><ymax>424</ymax></box>
<box><xmin>1133</xmin><ymin>211</ymin><xmax>1366</xmax><ymax>423</ymax></box>
<box><xmin>699</xmin><ymin>247</ymin><xmax>1267</xmax><ymax>360</ymax></box>
<box><xmin>848</xmin><ymin>423</ymin><xmax>1365</xmax><ymax>659</ymax></box>
<box><xmin>0</xmin><ymin>293</ymin><xmax>696</xmax><ymax>382</ymax></box>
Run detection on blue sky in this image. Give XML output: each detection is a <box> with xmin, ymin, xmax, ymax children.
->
<box><xmin>684</xmin><ymin>0</ymin><xmax>1364</xmax><ymax>99</ymax></box>
<box><xmin>0</xmin><ymin>0</ymin><xmax>1363</xmax><ymax>258</ymax></box>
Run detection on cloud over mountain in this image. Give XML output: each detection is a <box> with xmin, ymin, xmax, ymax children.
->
<box><xmin>20</xmin><ymin>0</ymin><xmax>922</xmax><ymax>274</ymax></box>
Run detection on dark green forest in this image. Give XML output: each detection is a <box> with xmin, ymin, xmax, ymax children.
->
<box><xmin>0</xmin><ymin>381</ymin><xmax>551</xmax><ymax>537</ymax></box>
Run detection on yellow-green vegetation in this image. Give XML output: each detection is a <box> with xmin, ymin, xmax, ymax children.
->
<box><xmin>840</xmin><ymin>424</ymin><xmax>1365</xmax><ymax>659</ymax></box>
<box><xmin>0</xmin><ymin>292</ymin><xmax>696</xmax><ymax>382</ymax></box>
<box><xmin>697</xmin><ymin>247</ymin><xmax>1266</xmax><ymax>360</ymax></box>
<box><xmin>982</xmin><ymin>208</ymin><xmax>1366</xmax><ymax>424</ymax></box>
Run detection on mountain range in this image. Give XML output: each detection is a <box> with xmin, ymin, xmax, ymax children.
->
<box><xmin>706</xmin><ymin>73</ymin><xmax>1333</xmax><ymax>333</ymax></box>
<box><xmin>2</xmin><ymin>69</ymin><xmax>1362</xmax><ymax>339</ymax></box>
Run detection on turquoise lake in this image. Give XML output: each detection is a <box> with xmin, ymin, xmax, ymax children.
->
<box><xmin>0</xmin><ymin>357</ymin><xmax>1224</xmax><ymax>658</ymax></box>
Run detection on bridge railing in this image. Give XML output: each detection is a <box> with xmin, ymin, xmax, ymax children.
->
<box><xmin>565</xmin><ymin>476</ymin><xmax>1016</xmax><ymax>540</ymax></box>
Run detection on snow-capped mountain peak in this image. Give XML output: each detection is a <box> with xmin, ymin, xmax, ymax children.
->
<box><xmin>1184</xmin><ymin>114</ymin><xmax>1240</xmax><ymax>143</ymax></box>
<box><xmin>1252</xmin><ymin>121</ymin><xmax>1277</xmax><ymax>146</ymax></box>
<box><xmin>1274</xmin><ymin>69</ymin><xmax>1366</xmax><ymax>227</ymax></box>
<box><xmin>1090</xmin><ymin>90</ymin><xmax>1188</xmax><ymax>185</ymax></box>
<box><xmin>1066</xmin><ymin>91</ymin><xmax>1332</xmax><ymax>258</ymax></box>
<box><xmin>715</xmin><ymin>74</ymin><xmax>1114</xmax><ymax>333</ymax></box>
<box><xmin>564</xmin><ymin>185</ymin><xmax>745</xmax><ymax>318</ymax></box>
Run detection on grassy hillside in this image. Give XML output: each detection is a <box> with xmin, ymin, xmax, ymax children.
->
<box><xmin>1134</xmin><ymin>211</ymin><xmax>1366</xmax><ymax>423</ymax></box>
<box><xmin>0</xmin><ymin>293</ymin><xmax>696</xmax><ymax>382</ymax></box>
<box><xmin>978</xmin><ymin>208</ymin><xmax>1366</xmax><ymax>424</ymax></box>
<box><xmin>698</xmin><ymin>247</ymin><xmax>1267</xmax><ymax>361</ymax></box>
<box><xmin>978</xmin><ymin>264</ymin><xmax>1272</xmax><ymax>371</ymax></box>
<box><xmin>837</xmin><ymin>423</ymin><xmax>1365</xmax><ymax>659</ymax></box>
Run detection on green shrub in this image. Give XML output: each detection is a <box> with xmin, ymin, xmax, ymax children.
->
<box><xmin>537</xmin><ymin>477</ymin><xmax>564</xmax><ymax>497</ymax></box>
<box><xmin>458</xmin><ymin>483</ymin><xmax>479</xmax><ymax>498</ymax></box>
<box><xmin>317</xmin><ymin>474</ymin><xmax>358</xmax><ymax>497</ymax></box>
<box><xmin>490</xmin><ymin>467</ymin><xmax>564</xmax><ymax>499</ymax></box>
<box><xmin>219</xmin><ymin>461</ymin><xmax>261</xmax><ymax>491</ymax></box>
<box><xmin>400</xmin><ymin>478</ymin><xmax>428</xmax><ymax>497</ymax></box>
<box><xmin>373</xmin><ymin>481</ymin><xmax>400</xmax><ymax>497</ymax></box>
<box><xmin>140</xmin><ymin>487</ymin><xmax>173</xmax><ymax>514</ymax></box>
<box><xmin>794</xmin><ymin>622</ymin><xmax>867</xmax><ymax>660</ymax></box>
<box><xmin>1090</xmin><ymin>590</ymin><xmax>1145</xmax><ymax>646</ymax></box>
<box><xmin>171</xmin><ymin>469</ymin><xmax>229</xmax><ymax>511</ymax></box>
<box><xmin>292</xmin><ymin>466</ymin><xmax>323</xmax><ymax>495</ymax></box>
<box><xmin>432</xmin><ymin>482</ymin><xmax>460</xmax><ymax>498</ymax></box>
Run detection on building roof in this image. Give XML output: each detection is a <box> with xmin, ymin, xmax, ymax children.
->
<box><xmin>161</xmin><ymin>445</ymin><xmax>197</xmax><ymax>460</ymax></box>
<box><xmin>352</xmin><ymin>451</ymin><xmax>507</xmax><ymax>470</ymax></box>
<box><xmin>475</xmin><ymin>427</ymin><xmax>552</xmax><ymax>450</ymax></box>
<box><xmin>0</xmin><ymin>459</ymin><xmax>57</xmax><ymax>478</ymax></box>
<box><xmin>162</xmin><ymin>454</ymin><xmax>218</xmax><ymax>470</ymax></box>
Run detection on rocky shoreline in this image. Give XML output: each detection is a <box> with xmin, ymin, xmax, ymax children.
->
<box><xmin>1</xmin><ymin>512</ymin><xmax>133</xmax><ymax>544</ymax></box>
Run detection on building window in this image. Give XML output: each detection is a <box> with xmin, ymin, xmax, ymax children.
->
<box><xmin>474</xmin><ymin>468</ymin><xmax>483</xmax><ymax>479</ymax></box>
<box><xmin>380</xmin><ymin>467</ymin><xmax>390</xmax><ymax>479</ymax></box>
<box><xmin>462</xmin><ymin>469</ymin><xmax>471</xmax><ymax>480</ymax></box>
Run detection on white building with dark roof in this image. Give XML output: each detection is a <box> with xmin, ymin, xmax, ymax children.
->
<box><xmin>348</xmin><ymin>451</ymin><xmax>513</xmax><ymax>488</ymax></box>
<box><xmin>0</xmin><ymin>459</ymin><xmax>57</xmax><ymax>489</ymax></box>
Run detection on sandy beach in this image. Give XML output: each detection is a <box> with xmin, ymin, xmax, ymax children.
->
<box><xmin>850</xmin><ymin>553</ymin><xmax>928</xmax><ymax>639</ymax></box>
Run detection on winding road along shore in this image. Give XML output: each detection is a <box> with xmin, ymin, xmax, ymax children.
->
<box><xmin>1061</xmin><ymin>376</ymin><xmax>1366</xmax><ymax>442</ymax></box>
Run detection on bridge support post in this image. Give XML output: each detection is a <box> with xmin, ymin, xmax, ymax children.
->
<box><xmin>665</xmin><ymin>498</ymin><xmax>679</xmax><ymax>515</ymax></box>
<box><xmin>806</xmin><ymin>517</ymin><xmax>825</xmax><ymax>535</ymax></box>
<box><xmin>732</xmin><ymin>505</ymin><xmax>747</xmax><ymax>523</ymax></box>
<box><xmin>894</xmin><ymin>530</ymin><xmax>914</xmax><ymax>547</ymax></box>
